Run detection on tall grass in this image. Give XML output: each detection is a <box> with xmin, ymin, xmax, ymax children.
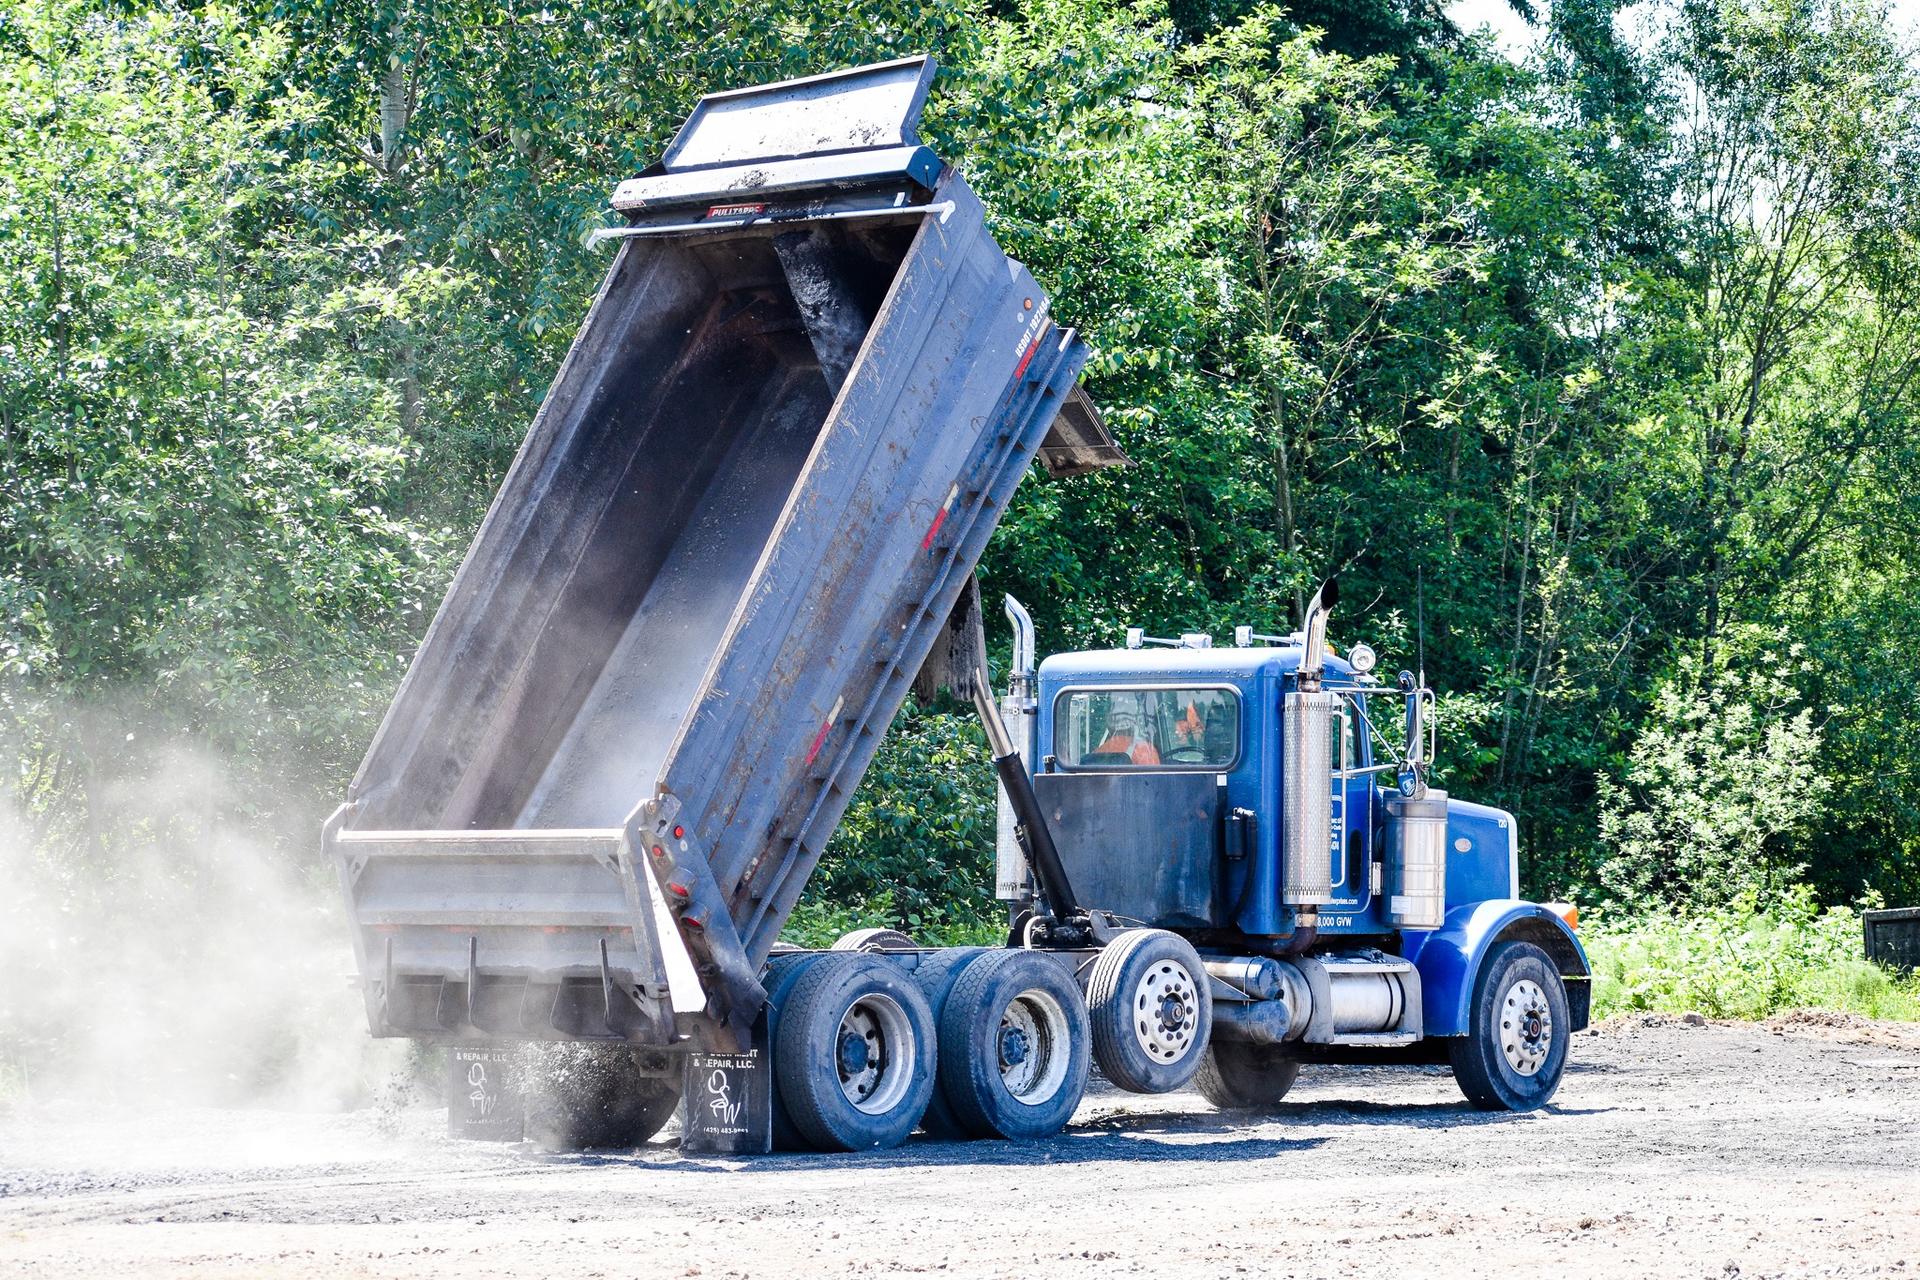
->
<box><xmin>1584</xmin><ymin>887</ymin><xmax>1920</xmax><ymax>1021</ymax></box>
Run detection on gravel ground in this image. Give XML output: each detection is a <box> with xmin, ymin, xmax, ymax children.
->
<box><xmin>3</xmin><ymin>1012</ymin><xmax>1919</xmax><ymax>1279</ymax></box>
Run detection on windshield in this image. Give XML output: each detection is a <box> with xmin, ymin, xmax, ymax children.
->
<box><xmin>1053</xmin><ymin>687</ymin><xmax>1241</xmax><ymax>769</ymax></box>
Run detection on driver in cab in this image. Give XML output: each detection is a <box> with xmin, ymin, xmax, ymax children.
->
<box><xmin>1091</xmin><ymin>707</ymin><xmax>1160</xmax><ymax>766</ymax></box>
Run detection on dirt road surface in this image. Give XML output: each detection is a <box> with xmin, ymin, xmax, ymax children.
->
<box><xmin>4</xmin><ymin>1013</ymin><xmax>1918</xmax><ymax>1279</ymax></box>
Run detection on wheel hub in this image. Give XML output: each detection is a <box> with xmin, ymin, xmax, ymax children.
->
<box><xmin>998</xmin><ymin>1025</ymin><xmax>1031</xmax><ymax>1069</ymax></box>
<box><xmin>837</xmin><ymin>1030</ymin><xmax>871</xmax><ymax>1077</ymax></box>
<box><xmin>834</xmin><ymin>993</ymin><xmax>913</xmax><ymax>1114</ymax></box>
<box><xmin>997</xmin><ymin>989</ymin><xmax>1071</xmax><ymax>1104</ymax></box>
<box><xmin>1132</xmin><ymin>959</ymin><xmax>1199</xmax><ymax>1063</ymax></box>
<box><xmin>1499</xmin><ymin>977</ymin><xmax>1553</xmax><ymax>1077</ymax></box>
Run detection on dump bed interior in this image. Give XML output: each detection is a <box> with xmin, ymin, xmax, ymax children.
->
<box><xmin>349</xmin><ymin>224</ymin><xmax>920</xmax><ymax>832</ymax></box>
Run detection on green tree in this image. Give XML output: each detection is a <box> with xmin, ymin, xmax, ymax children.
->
<box><xmin>1597</xmin><ymin>637</ymin><xmax>1831</xmax><ymax>905</ymax></box>
<box><xmin>0</xmin><ymin>1</ymin><xmax>440</xmax><ymax>857</ymax></box>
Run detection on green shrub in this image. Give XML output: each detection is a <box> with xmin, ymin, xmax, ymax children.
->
<box><xmin>1596</xmin><ymin>641</ymin><xmax>1830</xmax><ymax>908</ymax></box>
<box><xmin>780</xmin><ymin>697</ymin><xmax>1008</xmax><ymax>949</ymax></box>
<box><xmin>1585</xmin><ymin>887</ymin><xmax>1920</xmax><ymax>1021</ymax></box>
<box><xmin>780</xmin><ymin>892</ymin><xmax>1006</xmax><ymax>950</ymax></box>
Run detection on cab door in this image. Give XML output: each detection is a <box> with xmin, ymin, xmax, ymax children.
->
<box><xmin>1327</xmin><ymin>692</ymin><xmax>1375</xmax><ymax>916</ymax></box>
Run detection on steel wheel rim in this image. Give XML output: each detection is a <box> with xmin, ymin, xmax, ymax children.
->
<box><xmin>998</xmin><ymin>987</ymin><xmax>1070</xmax><ymax>1106</ymax></box>
<box><xmin>1499</xmin><ymin>977</ymin><xmax>1553</xmax><ymax>1076</ymax></box>
<box><xmin>1132</xmin><ymin>958</ymin><xmax>1199</xmax><ymax>1064</ymax></box>
<box><xmin>835</xmin><ymin>992</ymin><xmax>916</xmax><ymax>1114</ymax></box>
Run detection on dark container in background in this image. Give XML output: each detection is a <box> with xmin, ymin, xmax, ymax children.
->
<box><xmin>1864</xmin><ymin>907</ymin><xmax>1920</xmax><ymax>972</ymax></box>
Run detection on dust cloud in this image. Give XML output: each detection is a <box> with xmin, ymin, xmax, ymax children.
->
<box><xmin>0</xmin><ymin>747</ymin><xmax>407</xmax><ymax>1119</ymax></box>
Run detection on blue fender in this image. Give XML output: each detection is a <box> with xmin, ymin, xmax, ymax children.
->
<box><xmin>1404</xmin><ymin>900</ymin><xmax>1591</xmax><ymax>1037</ymax></box>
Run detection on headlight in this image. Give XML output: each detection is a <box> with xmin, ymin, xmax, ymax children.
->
<box><xmin>1347</xmin><ymin>642</ymin><xmax>1377</xmax><ymax>673</ymax></box>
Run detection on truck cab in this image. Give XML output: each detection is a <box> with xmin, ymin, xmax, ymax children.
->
<box><xmin>1029</xmin><ymin>643</ymin><xmax>1521</xmax><ymax>943</ymax></box>
<box><xmin>988</xmin><ymin>591</ymin><xmax>1590</xmax><ymax>1108</ymax></box>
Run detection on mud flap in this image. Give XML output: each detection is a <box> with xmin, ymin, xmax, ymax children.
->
<box><xmin>449</xmin><ymin>1046</ymin><xmax>525</xmax><ymax>1141</ymax></box>
<box><xmin>680</xmin><ymin>1014</ymin><xmax>773</xmax><ymax>1155</ymax></box>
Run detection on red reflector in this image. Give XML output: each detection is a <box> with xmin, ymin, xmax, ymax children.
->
<box><xmin>806</xmin><ymin>695</ymin><xmax>847</xmax><ymax>766</ymax></box>
<box><xmin>920</xmin><ymin>507</ymin><xmax>948</xmax><ymax>551</ymax></box>
<box><xmin>669</xmin><ymin>883</ymin><xmax>689</xmax><ymax>897</ymax></box>
<box><xmin>805</xmin><ymin>719</ymin><xmax>832</xmax><ymax>766</ymax></box>
<box><xmin>1013</xmin><ymin>333</ymin><xmax>1042</xmax><ymax>380</ymax></box>
<box><xmin>672</xmin><ymin>825</ymin><xmax>684</xmax><ymax>840</ymax></box>
<box><xmin>651</xmin><ymin>845</ymin><xmax>665</xmax><ymax>859</ymax></box>
<box><xmin>921</xmin><ymin>484</ymin><xmax>960</xmax><ymax>552</ymax></box>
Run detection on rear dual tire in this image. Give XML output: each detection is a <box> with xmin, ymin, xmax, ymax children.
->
<box><xmin>765</xmin><ymin>945</ymin><xmax>1095</xmax><ymax>1149</ymax></box>
<box><xmin>933</xmin><ymin>949</ymin><xmax>1089</xmax><ymax>1140</ymax></box>
<box><xmin>523</xmin><ymin>1043</ymin><xmax>681</xmax><ymax>1150</ymax></box>
<box><xmin>773</xmin><ymin>951</ymin><xmax>938</xmax><ymax>1151</ymax></box>
<box><xmin>911</xmin><ymin>947</ymin><xmax>992</xmax><ymax>1138</ymax></box>
<box><xmin>1193</xmin><ymin>1041</ymin><xmax>1300</xmax><ymax>1110</ymax></box>
<box><xmin>763</xmin><ymin>951</ymin><xmax>825</xmax><ymax>1151</ymax></box>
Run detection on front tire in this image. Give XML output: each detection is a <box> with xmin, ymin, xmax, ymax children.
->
<box><xmin>774</xmin><ymin>952</ymin><xmax>937</xmax><ymax>1150</ymax></box>
<box><xmin>1448</xmin><ymin>940</ymin><xmax>1570</xmax><ymax>1111</ymax></box>
<box><xmin>1193</xmin><ymin>1041</ymin><xmax>1300</xmax><ymax>1111</ymax></box>
<box><xmin>1085</xmin><ymin>929</ymin><xmax>1212</xmax><ymax>1093</ymax></box>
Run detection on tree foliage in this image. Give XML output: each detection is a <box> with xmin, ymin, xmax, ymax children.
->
<box><xmin>2</xmin><ymin>0</ymin><xmax>1920</xmax><ymax>929</ymax></box>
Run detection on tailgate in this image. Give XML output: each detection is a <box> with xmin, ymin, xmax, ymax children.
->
<box><xmin>326</xmin><ymin>808</ymin><xmax>702</xmax><ymax>1043</ymax></box>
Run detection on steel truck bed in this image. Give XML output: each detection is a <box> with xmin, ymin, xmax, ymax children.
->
<box><xmin>327</xmin><ymin>57</ymin><xmax>1114</xmax><ymax>1047</ymax></box>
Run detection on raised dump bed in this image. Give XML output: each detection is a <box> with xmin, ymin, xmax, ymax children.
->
<box><xmin>328</xmin><ymin>57</ymin><xmax>1115</xmax><ymax>1048</ymax></box>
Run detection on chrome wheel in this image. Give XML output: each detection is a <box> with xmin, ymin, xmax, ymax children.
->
<box><xmin>1499</xmin><ymin>977</ymin><xmax>1553</xmax><ymax>1077</ymax></box>
<box><xmin>1132</xmin><ymin>958</ymin><xmax>1200</xmax><ymax>1064</ymax></box>
<box><xmin>836</xmin><ymin>992</ymin><xmax>916</xmax><ymax>1114</ymax></box>
<box><xmin>998</xmin><ymin>987</ymin><xmax>1071</xmax><ymax>1106</ymax></box>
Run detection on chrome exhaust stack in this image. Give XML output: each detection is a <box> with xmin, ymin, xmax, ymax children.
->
<box><xmin>1282</xmin><ymin>577</ymin><xmax>1341</xmax><ymax>914</ymax></box>
<box><xmin>1296</xmin><ymin>577</ymin><xmax>1339</xmax><ymax>692</ymax></box>
<box><xmin>994</xmin><ymin>595</ymin><xmax>1040</xmax><ymax>904</ymax></box>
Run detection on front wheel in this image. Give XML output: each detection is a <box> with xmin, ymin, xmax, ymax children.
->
<box><xmin>1193</xmin><ymin>1041</ymin><xmax>1300</xmax><ymax>1111</ymax></box>
<box><xmin>1085</xmin><ymin>929</ymin><xmax>1212</xmax><ymax>1093</ymax></box>
<box><xmin>1448</xmin><ymin>940</ymin><xmax>1570</xmax><ymax>1111</ymax></box>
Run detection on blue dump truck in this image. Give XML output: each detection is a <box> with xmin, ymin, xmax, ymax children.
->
<box><xmin>328</xmin><ymin>55</ymin><xmax>1590</xmax><ymax>1153</ymax></box>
